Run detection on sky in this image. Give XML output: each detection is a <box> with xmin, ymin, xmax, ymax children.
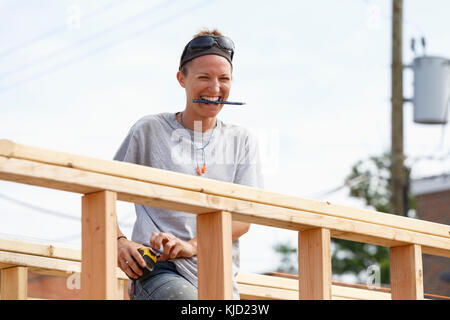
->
<box><xmin>0</xmin><ymin>0</ymin><xmax>449</xmax><ymax>282</ymax></box>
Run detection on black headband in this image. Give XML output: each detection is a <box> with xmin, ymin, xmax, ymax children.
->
<box><xmin>179</xmin><ymin>41</ymin><xmax>233</xmax><ymax>70</ymax></box>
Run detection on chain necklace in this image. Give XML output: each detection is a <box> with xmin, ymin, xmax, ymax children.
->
<box><xmin>180</xmin><ymin>112</ymin><xmax>216</xmax><ymax>176</ymax></box>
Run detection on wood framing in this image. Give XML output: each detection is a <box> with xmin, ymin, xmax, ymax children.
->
<box><xmin>298</xmin><ymin>228</ymin><xmax>332</xmax><ymax>299</ymax></box>
<box><xmin>81</xmin><ymin>190</ymin><xmax>118</xmax><ymax>299</ymax></box>
<box><xmin>0</xmin><ymin>240</ymin><xmax>442</xmax><ymax>300</ymax></box>
<box><xmin>0</xmin><ymin>238</ymin><xmax>80</xmax><ymax>261</ymax></box>
<box><xmin>1</xmin><ymin>266</ymin><xmax>28</xmax><ymax>300</ymax></box>
<box><xmin>0</xmin><ymin>139</ymin><xmax>448</xmax><ymax>240</ymax></box>
<box><xmin>0</xmin><ymin>140</ymin><xmax>449</xmax><ymax>300</ymax></box>
<box><xmin>390</xmin><ymin>244</ymin><xmax>424</xmax><ymax>300</ymax></box>
<box><xmin>197</xmin><ymin>211</ymin><xmax>233</xmax><ymax>299</ymax></box>
<box><xmin>236</xmin><ymin>273</ymin><xmax>392</xmax><ymax>300</ymax></box>
<box><xmin>0</xmin><ymin>250</ymin><xmax>126</xmax><ymax>280</ymax></box>
<box><xmin>1</xmin><ymin>156</ymin><xmax>449</xmax><ymax>257</ymax></box>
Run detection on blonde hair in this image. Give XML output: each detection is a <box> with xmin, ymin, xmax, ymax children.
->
<box><xmin>193</xmin><ymin>28</ymin><xmax>223</xmax><ymax>38</ymax></box>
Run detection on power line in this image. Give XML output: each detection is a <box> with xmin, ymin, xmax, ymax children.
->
<box><xmin>0</xmin><ymin>191</ymin><xmax>80</xmax><ymax>221</ymax></box>
<box><xmin>0</xmin><ymin>0</ymin><xmax>125</xmax><ymax>59</ymax></box>
<box><xmin>306</xmin><ymin>174</ymin><xmax>370</xmax><ymax>199</ymax></box>
<box><xmin>0</xmin><ymin>0</ymin><xmax>178</xmax><ymax>80</ymax></box>
<box><xmin>0</xmin><ymin>191</ymin><xmax>134</xmax><ymax>228</ymax></box>
<box><xmin>0</xmin><ymin>231</ymin><xmax>81</xmax><ymax>248</ymax></box>
<box><xmin>0</xmin><ymin>0</ymin><xmax>213</xmax><ymax>93</ymax></box>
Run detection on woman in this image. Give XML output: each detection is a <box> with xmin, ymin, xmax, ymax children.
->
<box><xmin>114</xmin><ymin>29</ymin><xmax>263</xmax><ymax>300</ymax></box>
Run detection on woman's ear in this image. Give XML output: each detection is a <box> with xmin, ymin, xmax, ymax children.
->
<box><xmin>176</xmin><ymin>71</ymin><xmax>186</xmax><ymax>88</ymax></box>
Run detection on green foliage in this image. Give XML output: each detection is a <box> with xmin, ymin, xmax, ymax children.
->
<box><xmin>345</xmin><ymin>151</ymin><xmax>416</xmax><ymax>216</ymax></box>
<box><xmin>273</xmin><ymin>242</ymin><xmax>297</xmax><ymax>274</ymax></box>
<box><xmin>272</xmin><ymin>152</ymin><xmax>416</xmax><ymax>286</ymax></box>
<box><xmin>346</xmin><ymin>151</ymin><xmax>392</xmax><ymax>214</ymax></box>
<box><xmin>331</xmin><ymin>239</ymin><xmax>390</xmax><ymax>284</ymax></box>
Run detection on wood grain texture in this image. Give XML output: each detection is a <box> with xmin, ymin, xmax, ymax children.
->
<box><xmin>236</xmin><ymin>273</ymin><xmax>392</xmax><ymax>300</ymax></box>
<box><xmin>1</xmin><ymin>266</ymin><xmax>28</xmax><ymax>300</ymax></box>
<box><xmin>1</xmin><ymin>139</ymin><xmax>448</xmax><ymax>240</ymax></box>
<box><xmin>0</xmin><ymin>250</ymin><xmax>127</xmax><ymax>279</ymax></box>
<box><xmin>81</xmin><ymin>191</ymin><xmax>118</xmax><ymax>300</ymax></box>
<box><xmin>197</xmin><ymin>211</ymin><xmax>233</xmax><ymax>299</ymax></box>
<box><xmin>1</xmin><ymin>155</ymin><xmax>449</xmax><ymax>258</ymax></box>
<box><xmin>298</xmin><ymin>228</ymin><xmax>332</xmax><ymax>300</ymax></box>
<box><xmin>390</xmin><ymin>244</ymin><xmax>424</xmax><ymax>300</ymax></box>
<box><xmin>0</xmin><ymin>238</ymin><xmax>80</xmax><ymax>261</ymax></box>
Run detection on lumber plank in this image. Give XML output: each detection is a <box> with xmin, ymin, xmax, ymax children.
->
<box><xmin>0</xmin><ymin>251</ymin><xmax>127</xmax><ymax>279</ymax></box>
<box><xmin>236</xmin><ymin>272</ymin><xmax>298</xmax><ymax>291</ymax></box>
<box><xmin>331</xmin><ymin>284</ymin><xmax>390</xmax><ymax>300</ymax></box>
<box><xmin>298</xmin><ymin>228</ymin><xmax>332</xmax><ymax>299</ymax></box>
<box><xmin>0</xmin><ymin>238</ymin><xmax>80</xmax><ymax>261</ymax></box>
<box><xmin>0</xmin><ymin>139</ymin><xmax>448</xmax><ymax>240</ymax></box>
<box><xmin>236</xmin><ymin>273</ymin><xmax>392</xmax><ymax>300</ymax></box>
<box><xmin>0</xmin><ymin>156</ymin><xmax>214</xmax><ymax>213</ymax></box>
<box><xmin>0</xmin><ymin>266</ymin><xmax>28</xmax><ymax>300</ymax></box>
<box><xmin>197</xmin><ymin>211</ymin><xmax>233</xmax><ymax>299</ymax></box>
<box><xmin>390</xmin><ymin>244</ymin><xmax>424</xmax><ymax>300</ymax></box>
<box><xmin>1</xmin><ymin>156</ymin><xmax>449</xmax><ymax>258</ymax></box>
<box><xmin>81</xmin><ymin>191</ymin><xmax>118</xmax><ymax>300</ymax></box>
<box><xmin>238</xmin><ymin>283</ymin><xmax>297</xmax><ymax>300</ymax></box>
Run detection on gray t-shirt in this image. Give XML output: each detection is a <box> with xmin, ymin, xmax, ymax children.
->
<box><xmin>113</xmin><ymin>112</ymin><xmax>264</xmax><ymax>299</ymax></box>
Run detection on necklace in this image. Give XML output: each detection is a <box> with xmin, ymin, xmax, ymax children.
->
<box><xmin>179</xmin><ymin>112</ymin><xmax>216</xmax><ymax>176</ymax></box>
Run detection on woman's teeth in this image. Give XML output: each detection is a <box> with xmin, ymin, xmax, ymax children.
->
<box><xmin>201</xmin><ymin>96</ymin><xmax>220</xmax><ymax>102</ymax></box>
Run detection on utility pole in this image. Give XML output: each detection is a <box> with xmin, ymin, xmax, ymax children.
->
<box><xmin>391</xmin><ymin>0</ymin><xmax>406</xmax><ymax>216</ymax></box>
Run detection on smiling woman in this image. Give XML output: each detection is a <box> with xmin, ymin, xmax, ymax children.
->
<box><xmin>177</xmin><ymin>54</ymin><xmax>231</xmax><ymax>124</ymax></box>
<box><xmin>112</xmin><ymin>28</ymin><xmax>264</xmax><ymax>301</ymax></box>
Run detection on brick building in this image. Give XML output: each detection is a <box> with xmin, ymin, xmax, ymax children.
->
<box><xmin>411</xmin><ymin>174</ymin><xmax>450</xmax><ymax>297</ymax></box>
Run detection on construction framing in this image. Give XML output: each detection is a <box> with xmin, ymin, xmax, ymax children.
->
<box><xmin>0</xmin><ymin>139</ymin><xmax>449</xmax><ymax>300</ymax></box>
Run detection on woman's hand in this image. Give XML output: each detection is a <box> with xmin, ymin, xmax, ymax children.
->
<box><xmin>150</xmin><ymin>232</ymin><xmax>197</xmax><ymax>261</ymax></box>
<box><xmin>117</xmin><ymin>238</ymin><xmax>147</xmax><ymax>280</ymax></box>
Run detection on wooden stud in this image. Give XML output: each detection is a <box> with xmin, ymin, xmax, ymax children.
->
<box><xmin>298</xmin><ymin>228</ymin><xmax>332</xmax><ymax>300</ymax></box>
<box><xmin>81</xmin><ymin>190</ymin><xmax>118</xmax><ymax>299</ymax></box>
<box><xmin>390</xmin><ymin>244</ymin><xmax>424</xmax><ymax>300</ymax></box>
<box><xmin>197</xmin><ymin>211</ymin><xmax>233</xmax><ymax>299</ymax></box>
<box><xmin>0</xmin><ymin>266</ymin><xmax>28</xmax><ymax>300</ymax></box>
<box><xmin>117</xmin><ymin>279</ymin><xmax>125</xmax><ymax>300</ymax></box>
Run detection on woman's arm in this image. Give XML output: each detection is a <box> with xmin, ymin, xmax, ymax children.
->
<box><xmin>150</xmin><ymin>221</ymin><xmax>251</xmax><ymax>261</ymax></box>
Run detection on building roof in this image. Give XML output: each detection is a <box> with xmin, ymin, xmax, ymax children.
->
<box><xmin>411</xmin><ymin>173</ymin><xmax>450</xmax><ymax>196</ymax></box>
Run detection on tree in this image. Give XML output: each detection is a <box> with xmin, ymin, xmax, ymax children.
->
<box><xmin>273</xmin><ymin>151</ymin><xmax>416</xmax><ymax>286</ymax></box>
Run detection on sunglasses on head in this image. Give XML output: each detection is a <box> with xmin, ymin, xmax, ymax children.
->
<box><xmin>181</xmin><ymin>35</ymin><xmax>235</xmax><ymax>61</ymax></box>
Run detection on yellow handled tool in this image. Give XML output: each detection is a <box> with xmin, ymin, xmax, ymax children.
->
<box><xmin>135</xmin><ymin>247</ymin><xmax>160</xmax><ymax>281</ymax></box>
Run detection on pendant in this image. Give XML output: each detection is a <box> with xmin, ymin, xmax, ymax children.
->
<box><xmin>196</xmin><ymin>163</ymin><xmax>207</xmax><ymax>175</ymax></box>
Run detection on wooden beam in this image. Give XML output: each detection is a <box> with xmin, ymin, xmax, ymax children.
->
<box><xmin>1</xmin><ymin>156</ymin><xmax>449</xmax><ymax>258</ymax></box>
<box><xmin>390</xmin><ymin>244</ymin><xmax>424</xmax><ymax>300</ymax></box>
<box><xmin>0</xmin><ymin>238</ymin><xmax>81</xmax><ymax>261</ymax></box>
<box><xmin>1</xmin><ymin>139</ymin><xmax>448</xmax><ymax>240</ymax></box>
<box><xmin>0</xmin><ymin>251</ymin><xmax>127</xmax><ymax>280</ymax></box>
<box><xmin>197</xmin><ymin>211</ymin><xmax>233</xmax><ymax>299</ymax></box>
<box><xmin>1</xmin><ymin>266</ymin><xmax>28</xmax><ymax>300</ymax></box>
<box><xmin>236</xmin><ymin>273</ymin><xmax>393</xmax><ymax>300</ymax></box>
<box><xmin>298</xmin><ymin>228</ymin><xmax>332</xmax><ymax>300</ymax></box>
<box><xmin>81</xmin><ymin>191</ymin><xmax>118</xmax><ymax>300</ymax></box>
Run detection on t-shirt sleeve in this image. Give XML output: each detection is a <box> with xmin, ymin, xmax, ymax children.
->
<box><xmin>113</xmin><ymin>126</ymin><xmax>143</xmax><ymax>165</ymax></box>
<box><xmin>233</xmin><ymin>131</ymin><xmax>264</xmax><ymax>189</ymax></box>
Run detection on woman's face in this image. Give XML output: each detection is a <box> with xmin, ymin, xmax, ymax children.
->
<box><xmin>177</xmin><ymin>54</ymin><xmax>232</xmax><ymax>119</ymax></box>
